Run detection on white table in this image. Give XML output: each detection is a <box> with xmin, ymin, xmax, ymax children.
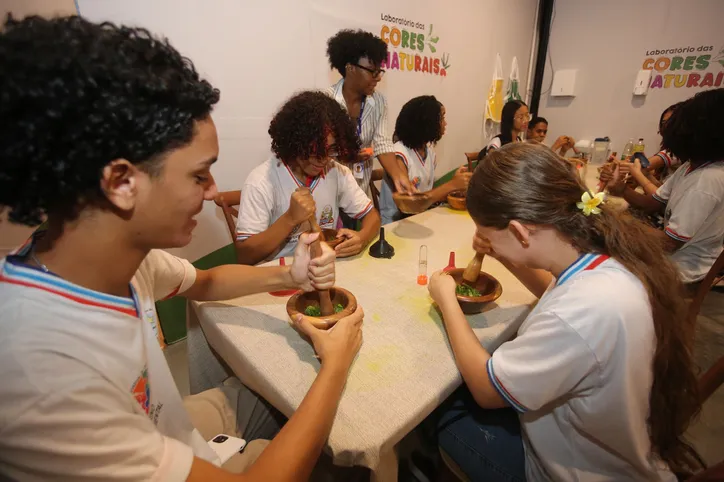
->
<box><xmin>188</xmin><ymin>207</ymin><xmax>536</xmax><ymax>481</ymax></box>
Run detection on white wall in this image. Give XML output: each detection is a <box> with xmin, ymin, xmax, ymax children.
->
<box><xmin>0</xmin><ymin>0</ymin><xmax>77</xmax><ymax>257</ymax></box>
<box><xmin>78</xmin><ymin>0</ymin><xmax>537</xmax><ymax>261</ymax></box>
<box><xmin>539</xmin><ymin>0</ymin><xmax>724</xmax><ymax>157</ymax></box>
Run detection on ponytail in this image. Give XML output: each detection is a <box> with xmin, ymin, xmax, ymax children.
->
<box><xmin>572</xmin><ymin>208</ymin><xmax>702</xmax><ymax>473</ymax></box>
<box><xmin>468</xmin><ymin>143</ymin><xmax>703</xmax><ymax>473</ymax></box>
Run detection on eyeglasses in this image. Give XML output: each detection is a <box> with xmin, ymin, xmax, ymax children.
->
<box><xmin>515</xmin><ymin>113</ymin><xmax>532</xmax><ymax>122</ymax></box>
<box><xmin>353</xmin><ymin>63</ymin><xmax>385</xmax><ymax>78</ymax></box>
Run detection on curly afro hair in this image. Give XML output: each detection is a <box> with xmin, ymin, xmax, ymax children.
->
<box><xmin>326</xmin><ymin>29</ymin><xmax>388</xmax><ymax>77</ymax></box>
<box><xmin>268</xmin><ymin>91</ymin><xmax>360</xmax><ymax>165</ymax></box>
<box><xmin>660</xmin><ymin>88</ymin><xmax>724</xmax><ymax>165</ymax></box>
<box><xmin>0</xmin><ymin>15</ymin><xmax>220</xmax><ymax>226</ymax></box>
<box><xmin>394</xmin><ymin>96</ymin><xmax>444</xmax><ymax>150</ymax></box>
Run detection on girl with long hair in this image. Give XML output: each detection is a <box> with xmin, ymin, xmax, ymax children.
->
<box><xmin>429</xmin><ymin>142</ymin><xmax>701</xmax><ymax>481</ymax></box>
<box><xmin>477</xmin><ymin>100</ymin><xmax>529</xmax><ymax>160</ymax></box>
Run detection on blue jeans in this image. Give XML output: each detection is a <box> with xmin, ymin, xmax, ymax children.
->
<box><xmin>437</xmin><ymin>388</ymin><xmax>526</xmax><ymax>482</ymax></box>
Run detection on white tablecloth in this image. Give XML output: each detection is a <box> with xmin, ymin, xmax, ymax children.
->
<box><xmin>188</xmin><ymin>206</ymin><xmax>536</xmax><ymax>481</ymax></box>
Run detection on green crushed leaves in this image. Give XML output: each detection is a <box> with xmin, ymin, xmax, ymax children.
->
<box><xmin>456</xmin><ymin>284</ymin><xmax>482</xmax><ymax>297</ymax></box>
<box><xmin>304</xmin><ymin>304</ymin><xmax>344</xmax><ymax>317</ymax></box>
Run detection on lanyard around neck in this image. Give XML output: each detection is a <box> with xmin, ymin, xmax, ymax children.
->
<box><xmin>357</xmin><ymin>98</ymin><xmax>366</xmax><ymax>137</ymax></box>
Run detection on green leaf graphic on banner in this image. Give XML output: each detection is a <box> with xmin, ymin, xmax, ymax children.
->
<box><xmin>427</xmin><ymin>24</ymin><xmax>439</xmax><ymax>53</ymax></box>
<box><xmin>442</xmin><ymin>53</ymin><xmax>451</xmax><ymax>70</ymax></box>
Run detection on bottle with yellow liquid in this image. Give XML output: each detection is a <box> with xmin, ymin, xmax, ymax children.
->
<box><xmin>632</xmin><ymin>138</ymin><xmax>645</xmax><ymax>155</ymax></box>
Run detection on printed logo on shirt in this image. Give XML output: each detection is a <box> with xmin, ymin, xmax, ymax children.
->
<box><xmin>411</xmin><ymin>176</ymin><xmax>421</xmax><ymax>189</ymax></box>
<box><xmin>131</xmin><ymin>367</ymin><xmax>151</xmax><ymax>415</ymax></box>
<box><xmin>320</xmin><ymin>205</ymin><xmax>334</xmax><ymax>228</ymax></box>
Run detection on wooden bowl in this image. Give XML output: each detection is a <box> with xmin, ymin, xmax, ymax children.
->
<box><xmin>447</xmin><ymin>190</ymin><xmax>467</xmax><ymax>211</ymax></box>
<box><xmin>322</xmin><ymin>228</ymin><xmax>343</xmax><ymax>250</ymax></box>
<box><xmin>392</xmin><ymin>192</ymin><xmax>433</xmax><ymax>214</ymax></box>
<box><xmin>446</xmin><ymin>268</ymin><xmax>503</xmax><ymax>314</ymax></box>
<box><xmin>286</xmin><ymin>287</ymin><xmax>357</xmax><ymax>329</ymax></box>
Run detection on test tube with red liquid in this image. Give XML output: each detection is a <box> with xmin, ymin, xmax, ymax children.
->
<box><xmin>417</xmin><ymin>245</ymin><xmax>428</xmax><ymax>285</ymax></box>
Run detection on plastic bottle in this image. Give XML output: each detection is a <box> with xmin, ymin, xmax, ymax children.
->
<box><xmin>621</xmin><ymin>139</ymin><xmax>634</xmax><ymax>160</ymax></box>
<box><xmin>633</xmin><ymin>138</ymin><xmax>645</xmax><ymax>154</ymax></box>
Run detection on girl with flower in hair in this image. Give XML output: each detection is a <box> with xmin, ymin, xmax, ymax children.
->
<box><xmin>428</xmin><ymin>143</ymin><xmax>701</xmax><ymax>481</ymax></box>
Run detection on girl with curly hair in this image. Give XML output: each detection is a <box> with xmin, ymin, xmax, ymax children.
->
<box><xmin>607</xmin><ymin>89</ymin><xmax>724</xmax><ymax>284</ymax></box>
<box><xmin>378</xmin><ymin>95</ymin><xmax>471</xmax><ymax>225</ymax></box>
<box><xmin>234</xmin><ymin>90</ymin><xmax>381</xmax><ymax>265</ymax></box>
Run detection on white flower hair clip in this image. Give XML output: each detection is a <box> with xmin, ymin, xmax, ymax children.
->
<box><xmin>576</xmin><ymin>191</ymin><xmax>605</xmax><ymax>216</ymax></box>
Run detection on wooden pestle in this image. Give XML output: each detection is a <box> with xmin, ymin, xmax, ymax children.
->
<box><xmin>462</xmin><ymin>252</ymin><xmax>485</xmax><ymax>287</ymax></box>
<box><xmin>308</xmin><ymin>216</ymin><xmax>335</xmax><ymax>316</ymax></box>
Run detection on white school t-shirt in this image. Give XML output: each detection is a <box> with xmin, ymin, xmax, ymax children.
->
<box><xmin>379</xmin><ymin>141</ymin><xmax>437</xmax><ymax>225</ymax></box>
<box><xmin>653</xmin><ymin>160</ymin><xmax>724</xmax><ymax>283</ymax></box>
<box><xmin>488</xmin><ymin>254</ymin><xmax>675</xmax><ymax>481</ymax></box>
<box><xmin>0</xmin><ymin>242</ymin><xmax>218</xmax><ymax>481</ymax></box>
<box><xmin>235</xmin><ymin>156</ymin><xmax>373</xmax><ymax>260</ymax></box>
<box><xmin>485</xmin><ymin>134</ymin><xmax>522</xmax><ymax>152</ymax></box>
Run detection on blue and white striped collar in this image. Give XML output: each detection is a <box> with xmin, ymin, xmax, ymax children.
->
<box><xmin>556</xmin><ymin>253</ymin><xmax>610</xmax><ymax>286</ymax></box>
<box><xmin>2</xmin><ymin>231</ymin><xmax>140</xmax><ymax>317</ymax></box>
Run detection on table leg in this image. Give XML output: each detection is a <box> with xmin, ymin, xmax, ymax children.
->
<box><xmin>371</xmin><ymin>446</ymin><xmax>399</xmax><ymax>482</ymax></box>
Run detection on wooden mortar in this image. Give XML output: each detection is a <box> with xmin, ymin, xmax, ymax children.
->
<box><xmin>322</xmin><ymin>228</ymin><xmax>343</xmax><ymax>250</ymax></box>
<box><xmin>392</xmin><ymin>192</ymin><xmax>434</xmax><ymax>214</ymax></box>
<box><xmin>448</xmin><ymin>267</ymin><xmax>503</xmax><ymax>315</ymax></box>
<box><xmin>286</xmin><ymin>287</ymin><xmax>358</xmax><ymax>330</ymax></box>
<box><xmin>447</xmin><ymin>190</ymin><xmax>467</xmax><ymax>211</ymax></box>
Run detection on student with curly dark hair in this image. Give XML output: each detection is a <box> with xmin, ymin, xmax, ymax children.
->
<box><xmin>0</xmin><ymin>15</ymin><xmax>361</xmax><ymax>482</ymax></box>
<box><xmin>378</xmin><ymin>95</ymin><xmax>471</xmax><ymax>224</ymax></box>
<box><xmin>648</xmin><ymin>102</ymin><xmax>685</xmax><ymax>175</ymax></box>
<box><xmin>602</xmin><ymin>102</ymin><xmax>686</xmax><ymax>196</ymax></box>
<box><xmin>325</xmin><ymin>29</ymin><xmax>414</xmax><ymax>207</ymax></box>
<box><xmin>234</xmin><ymin>91</ymin><xmax>381</xmax><ymax>265</ymax></box>
<box><xmin>607</xmin><ymin>88</ymin><xmax>724</xmax><ymax>284</ymax></box>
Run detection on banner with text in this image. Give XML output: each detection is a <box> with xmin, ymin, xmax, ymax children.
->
<box><xmin>641</xmin><ymin>44</ymin><xmax>724</xmax><ymax>89</ymax></box>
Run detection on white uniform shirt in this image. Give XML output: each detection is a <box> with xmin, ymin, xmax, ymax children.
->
<box><xmin>235</xmin><ymin>156</ymin><xmax>373</xmax><ymax>261</ymax></box>
<box><xmin>485</xmin><ymin>134</ymin><xmax>522</xmax><ymax>152</ymax></box>
<box><xmin>0</xmin><ymin>242</ymin><xmax>217</xmax><ymax>481</ymax></box>
<box><xmin>379</xmin><ymin>141</ymin><xmax>437</xmax><ymax>225</ymax></box>
<box><xmin>325</xmin><ymin>79</ymin><xmax>395</xmax><ymax>196</ymax></box>
<box><xmin>653</xmin><ymin>160</ymin><xmax>724</xmax><ymax>283</ymax></box>
<box><xmin>488</xmin><ymin>254</ymin><xmax>675</xmax><ymax>481</ymax></box>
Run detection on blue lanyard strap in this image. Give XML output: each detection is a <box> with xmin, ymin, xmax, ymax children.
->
<box><xmin>357</xmin><ymin>98</ymin><xmax>366</xmax><ymax>137</ymax></box>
